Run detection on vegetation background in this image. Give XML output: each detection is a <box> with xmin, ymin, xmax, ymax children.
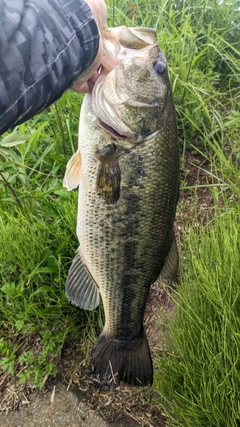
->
<box><xmin>0</xmin><ymin>0</ymin><xmax>239</xmax><ymax>425</ymax></box>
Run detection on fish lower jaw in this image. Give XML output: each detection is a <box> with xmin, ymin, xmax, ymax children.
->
<box><xmin>97</xmin><ymin>119</ymin><xmax>135</xmax><ymax>143</ymax></box>
<box><xmin>97</xmin><ymin>119</ymin><xmax>160</xmax><ymax>147</ymax></box>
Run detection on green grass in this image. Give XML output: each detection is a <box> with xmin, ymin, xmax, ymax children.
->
<box><xmin>154</xmin><ymin>208</ymin><xmax>240</xmax><ymax>426</ymax></box>
<box><xmin>0</xmin><ymin>199</ymin><xmax>104</xmax><ymax>388</ymax></box>
<box><xmin>0</xmin><ymin>0</ymin><xmax>239</xmax><ymax>420</ymax></box>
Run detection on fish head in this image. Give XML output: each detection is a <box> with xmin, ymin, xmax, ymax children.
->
<box><xmin>92</xmin><ymin>26</ymin><xmax>175</xmax><ymax>145</ymax></box>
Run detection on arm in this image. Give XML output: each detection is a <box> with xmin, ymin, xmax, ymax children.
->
<box><xmin>0</xmin><ymin>0</ymin><xmax>101</xmax><ymax>136</ymax></box>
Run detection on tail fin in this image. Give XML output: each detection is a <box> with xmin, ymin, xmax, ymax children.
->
<box><xmin>90</xmin><ymin>332</ymin><xmax>153</xmax><ymax>390</ymax></box>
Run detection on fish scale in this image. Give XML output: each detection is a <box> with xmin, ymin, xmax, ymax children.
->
<box><xmin>63</xmin><ymin>26</ymin><xmax>179</xmax><ymax>388</ymax></box>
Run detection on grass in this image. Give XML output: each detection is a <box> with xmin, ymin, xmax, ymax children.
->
<box><xmin>0</xmin><ymin>200</ymin><xmax>104</xmax><ymax>389</ymax></box>
<box><xmin>154</xmin><ymin>208</ymin><xmax>240</xmax><ymax>427</ymax></box>
<box><xmin>0</xmin><ymin>0</ymin><xmax>239</xmax><ymax>423</ymax></box>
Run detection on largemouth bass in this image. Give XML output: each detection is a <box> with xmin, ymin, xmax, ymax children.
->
<box><xmin>64</xmin><ymin>26</ymin><xmax>179</xmax><ymax>389</ymax></box>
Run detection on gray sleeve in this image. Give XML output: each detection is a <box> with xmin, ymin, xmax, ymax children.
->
<box><xmin>0</xmin><ymin>0</ymin><xmax>99</xmax><ymax>136</ymax></box>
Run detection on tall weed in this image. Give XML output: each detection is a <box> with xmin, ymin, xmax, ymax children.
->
<box><xmin>154</xmin><ymin>208</ymin><xmax>240</xmax><ymax>427</ymax></box>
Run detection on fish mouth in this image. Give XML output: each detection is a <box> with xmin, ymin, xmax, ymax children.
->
<box><xmin>97</xmin><ymin>119</ymin><xmax>132</xmax><ymax>141</ymax></box>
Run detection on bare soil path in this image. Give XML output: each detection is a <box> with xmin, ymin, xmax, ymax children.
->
<box><xmin>0</xmin><ymin>382</ymin><xmax>109</xmax><ymax>427</ymax></box>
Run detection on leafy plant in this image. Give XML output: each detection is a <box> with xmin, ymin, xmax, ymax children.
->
<box><xmin>0</xmin><ymin>341</ymin><xmax>17</xmax><ymax>376</ymax></box>
<box><xmin>17</xmin><ymin>329</ymin><xmax>67</xmax><ymax>388</ymax></box>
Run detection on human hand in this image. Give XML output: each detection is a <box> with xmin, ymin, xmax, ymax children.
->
<box><xmin>71</xmin><ymin>0</ymin><xmax>118</xmax><ymax>93</ymax></box>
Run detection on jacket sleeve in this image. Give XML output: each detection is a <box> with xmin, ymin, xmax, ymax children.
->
<box><xmin>0</xmin><ymin>0</ymin><xmax>99</xmax><ymax>136</ymax></box>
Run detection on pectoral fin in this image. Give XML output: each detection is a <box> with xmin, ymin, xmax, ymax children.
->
<box><xmin>96</xmin><ymin>144</ymin><xmax>121</xmax><ymax>204</ymax></box>
<box><xmin>63</xmin><ymin>151</ymin><xmax>81</xmax><ymax>190</ymax></box>
<box><xmin>66</xmin><ymin>250</ymin><xmax>100</xmax><ymax>310</ymax></box>
<box><xmin>159</xmin><ymin>234</ymin><xmax>179</xmax><ymax>281</ymax></box>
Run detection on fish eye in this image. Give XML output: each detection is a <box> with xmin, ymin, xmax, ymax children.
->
<box><xmin>153</xmin><ymin>61</ymin><xmax>166</xmax><ymax>75</ymax></box>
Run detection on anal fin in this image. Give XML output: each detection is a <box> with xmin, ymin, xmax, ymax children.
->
<box><xmin>159</xmin><ymin>234</ymin><xmax>179</xmax><ymax>281</ymax></box>
<box><xmin>66</xmin><ymin>250</ymin><xmax>100</xmax><ymax>310</ymax></box>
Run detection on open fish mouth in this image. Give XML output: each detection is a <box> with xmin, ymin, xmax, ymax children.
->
<box><xmin>91</xmin><ymin>25</ymin><xmax>169</xmax><ymax>149</ymax></box>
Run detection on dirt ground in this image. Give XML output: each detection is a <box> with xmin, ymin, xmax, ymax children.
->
<box><xmin>0</xmin><ymin>382</ymin><xmax>109</xmax><ymax>427</ymax></box>
<box><xmin>0</xmin><ymin>151</ymin><xmax>216</xmax><ymax>427</ymax></box>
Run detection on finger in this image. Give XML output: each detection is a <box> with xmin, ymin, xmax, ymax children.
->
<box><xmin>70</xmin><ymin>80</ymin><xmax>93</xmax><ymax>94</ymax></box>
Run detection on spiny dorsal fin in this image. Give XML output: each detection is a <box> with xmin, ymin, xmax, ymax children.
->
<box><xmin>63</xmin><ymin>151</ymin><xmax>81</xmax><ymax>191</ymax></box>
<box><xmin>96</xmin><ymin>144</ymin><xmax>121</xmax><ymax>204</ymax></box>
<box><xmin>66</xmin><ymin>251</ymin><xmax>100</xmax><ymax>310</ymax></box>
<box><xmin>159</xmin><ymin>234</ymin><xmax>179</xmax><ymax>281</ymax></box>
